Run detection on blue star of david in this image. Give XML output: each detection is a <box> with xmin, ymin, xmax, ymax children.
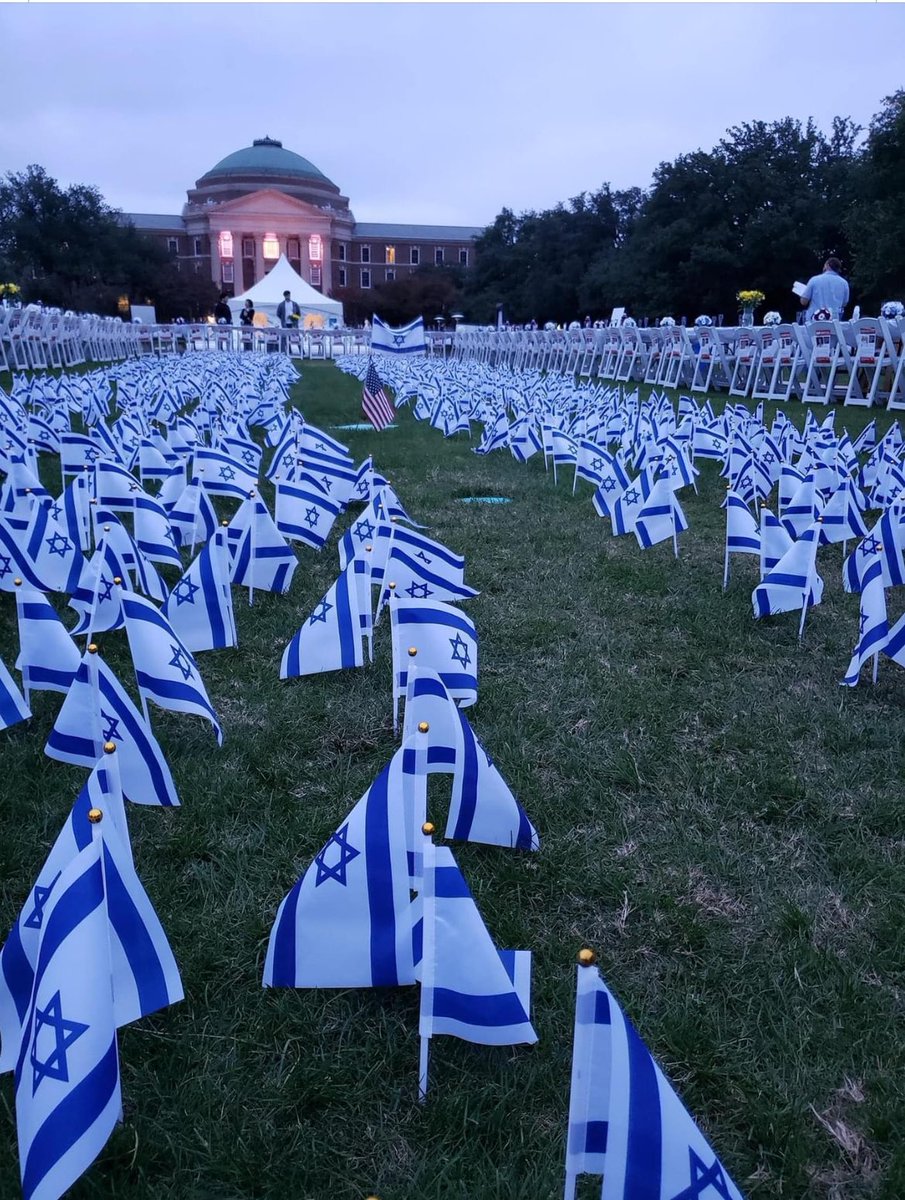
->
<box><xmin>309</xmin><ymin>599</ymin><xmax>332</xmax><ymax>625</ymax></box>
<box><xmin>30</xmin><ymin>990</ymin><xmax>89</xmax><ymax>1095</ymax></box>
<box><xmin>314</xmin><ymin>823</ymin><xmax>360</xmax><ymax>886</ymax></box>
<box><xmin>415</xmin><ymin>550</ymin><xmax>432</xmax><ymax>565</ymax></box>
<box><xmin>392</xmin><ymin>334</ymin><xmax>406</xmax><ymax>346</ymax></box>
<box><xmin>859</xmin><ymin>610</ymin><xmax>869</xmax><ymax>636</ymax></box>
<box><xmin>601</xmin><ymin>478</ymin><xmax>616</xmax><ymax>492</ymax></box>
<box><xmin>861</xmin><ymin>536</ymin><xmax>881</xmax><ymax>557</ymax></box>
<box><xmin>0</xmin><ymin>555</ymin><xmax>11</xmax><ymax>577</ymax></box>
<box><xmin>449</xmin><ymin>633</ymin><xmax>471</xmax><ymax>667</ymax></box>
<box><xmin>763</xmin><ymin>452</ymin><xmax>775</xmax><ymax>464</ymax></box>
<box><xmin>241</xmin><ymin>450</ymin><xmax>256</xmax><ymax>466</ymax></box>
<box><xmin>164</xmin><ymin>527</ymin><xmax>177</xmax><ymax>546</ymax></box>
<box><xmin>219</xmin><ymin>465</ymin><xmax>236</xmax><ymax>482</ymax></box>
<box><xmin>354</xmin><ymin>518</ymin><xmax>375</xmax><ymax>543</ymax></box>
<box><xmin>174</xmin><ymin>578</ymin><xmax>199</xmax><ymax>606</ymax></box>
<box><xmin>24</xmin><ymin>876</ymin><xmax>60</xmax><ymax>930</ymax></box>
<box><xmin>97</xmin><ymin>575</ymin><xmax>114</xmax><ymax>603</ymax></box>
<box><xmin>406</xmin><ymin>581</ymin><xmax>432</xmax><ymax>599</ymax></box>
<box><xmin>320</xmin><ymin>475</ymin><xmax>332</xmax><ymax>492</ymax></box>
<box><xmin>50</xmin><ymin>503</ymin><xmax>62</xmax><ymax>521</ymax></box>
<box><xmin>314</xmin><ymin>440</ymin><xmax>326</xmax><ymax>452</ymax></box>
<box><xmin>84</xmin><ymin>447</ymin><xmax>99</xmax><ymax>463</ymax></box>
<box><xmin>668</xmin><ymin>1147</ymin><xmax>733</xmax><ymax>1200</ymax></box>
<box><xmin>623</xmin><ymin>489</ymin><xmax>640</xmax><ymax>505</ymax></box>
<box><xmin>45</xmin><ymin>531</ymin><xmax>72</xmax><ymax>558</ymax></box>
<box><xmin>101</xmin><ymin>710</ymin><xmax>122</xmax><ymax>742</ymax></box>
<box><xmin>168</xmin><ymin>644</ymin><xmax>194</xmax><ymax>681</ymax></box>
<box><xmin>304</xmin><ymin>506</ymin><xmax>320</xmax><ymax>529</ymax></box>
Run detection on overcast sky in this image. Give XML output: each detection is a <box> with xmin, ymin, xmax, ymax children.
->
<box><xmin>2</xmin><ymin>3</ymin><xmax>903</xmax><ymax>228</ymax></box>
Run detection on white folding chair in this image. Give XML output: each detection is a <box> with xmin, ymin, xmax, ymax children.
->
<box><xmin>843</xmin><ymin>317</ymin><xmax>897</xmax><ymax>407</ymax></box>
<box><xmin>728</xmin><ymin>327</ymin><xmax>760</xmax><ymax>397</ymax></box>
<box><xmin>801</xmin><ymin>319</ymin><xmax>849</xmax><ymax>404</ymax></box>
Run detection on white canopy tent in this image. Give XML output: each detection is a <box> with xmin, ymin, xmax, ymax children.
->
<box><xmin>228</xmin><ymin>255</ymin><xmax>344</xmax><ymax>328</ymax></box>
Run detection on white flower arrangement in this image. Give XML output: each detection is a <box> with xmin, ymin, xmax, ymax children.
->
<box><xmin>659</xmin><ymin>316</ymin><xmax>676</xmax><ymax>327</ymax></box>
<box><xmin>762</xmin><ymin>311</ymin><xmax>782</xmax><ymax>326</ymax></box>
<box><xmin>813</xmin><ymin>307</ymin><xmax>833</xmax><ymax>321</ymax></box>
<box><xmin>621</xmin><ymin>317</ymin><xmax>636</xmax><ymax>327</ymax></box>
<box><xmin>694</xmin><ymin>315</ymin><xmax>712</xmax><ymax>327</ymax></box>
<box><xmin>880</xmin><ymin>300</ymin><xmax>904</xmax><ymax>320</ymax></box>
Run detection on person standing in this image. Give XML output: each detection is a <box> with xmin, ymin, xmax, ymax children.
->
<box><xmin>276</xmin><ymin>290</ymin><xmax>301</xmax><ymax>327</ymax></box>
<box><xmin>214</xmin><ymin>293</ymin><xmax>232</xmax><ymax>324</ymax></box>
<box><xmin>239</xmin><ymin>300</ymin><xmax>255</xmax><ymax>326</ymax></box>
<box><xmin>800</xmin><ymin>258</ymin><xmax>849</xmax><ymax>321</ymax></box>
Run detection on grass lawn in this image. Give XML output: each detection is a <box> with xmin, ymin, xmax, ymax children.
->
<box><xmin>1</xmin><ymin>359</ymin><xmax>904</xmax><ymax>1199</ymax></box>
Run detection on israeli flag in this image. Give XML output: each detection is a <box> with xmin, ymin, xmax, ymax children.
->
<box><xmin>194</xmin><ymin>446</ymin><xmax>257</xmax><ymax>499</ymax></box>
<box><xmin>280</xmin><ymin>560</ymin><xmax>369</xmax><ymax>678</ymax></box>
<box><xmin>759</xmin><ymin>507</ymin><xmax>793</xmax><ymax>579</ymax></box>
<box><xmin>0</xmin><ymin>655</ymin><xmax>30</xmax><ymax>732</ymax></box>
<box><xmin>753</xmin><ymin>524</ymin><xmax>824</xmax><ymax>620</ymax></box>
<box><xmin>14</xmin><ymin>585</ymin><xmax>81</xmax><ymax>697</ymax></box>
<box><xmin>0</xmin><ymin>752</ymin><xmax>182</xmax><ymax>1075</ymax></box>
<box><xmin>842</xmin><ymin>553</ymin><xmax>888</xmax><ymax>686</ymax></box>
<box><xmin>370</xmin><ymin>314</ymin><xmax>426</xmax><ymax>355</ymax></box>
<box><xmin>163</xmin><ymin>528</ymin><xmax>237</xmax><ymax>653</ymax></box>
<box><xmin>13</xmin><ymin>837</ymin><xmax>121</xmax><ymax>1200</ymax></box>
<box><xmin>121</xmin><ymin>593</ymin><xmax>222</xmax><ymax>743</ymax></box>
<box><xmin>45</xmin><ymin>651</ymin><xmax>180</xmax><ymax>808</ymax></box>
<box><xmin>564</xmin><ymin>962</ymin><xmax>612</xmax><ymax>1200</ymax></box>
<box><xmin>418</xmin><ymin>842</ymin><xmax>536</xmax><ymax>1065</ymax></box>
<box><xmin>391</xmin><ymin>598</ymin><xmax>478</xmax><ymax>714</ymax></box>
<box><xmin>634</xmin><ymin>478</ymin><xmax>689</xmax><ymax>552</ymax></box>
<box><xmin>133</xmin><ymin>495</ymin><xmax>181</xmax><ymax>568</ymax></box>
<box><xmin>263</xmin><ymin>754</ymin><xmax>417</xmax><ymax>989</ymax></box>
<box><xmin>169</xmin><ymin>480</ymin><xmax>218</xmax><ymax>551</ymax></box>
<box><xmin>227</xmin><ymin>496</ymin><xmax>298</xmax><ymax>596</ymax></box>
<box><xmin>275</xmin><ymin>475</ymin><xmax>342</xmax><ymax>549</ymax></box>
<box><xmin>403</xmin><ymin>669</ymin><xmax>538</xmax><ymax>852</ymax></box>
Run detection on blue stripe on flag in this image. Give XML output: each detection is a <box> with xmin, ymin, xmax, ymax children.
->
<box><xmin>431</xmin><ymin>987</ymin><xmax>529</xmax><ymax>1027</ymax></box>
<box><xmin>365</xmin><ymin>766</ymin><xmax>398</xmax><ymax>986</ymax></box>
<box><xmin>102</xmin><ymin>844</ymin><xmax>170</xmax><ymax>1016</ymax></box>
<box><xmin>624</xmin><ymin>1011</ymin><xmax>662</xmax><ymax>1198</ymax></box>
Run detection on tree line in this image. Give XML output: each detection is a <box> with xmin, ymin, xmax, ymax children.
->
<box><xmin>463</xmin><ymin>91</ymin><xmax>905</xmax><ymax>326</ymax></box>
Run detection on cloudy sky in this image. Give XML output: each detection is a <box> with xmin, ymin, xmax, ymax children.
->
<box><xmin>2</xmin><ymin>3</ymin><xmax>903</xmax><ymax>229</ymax></box>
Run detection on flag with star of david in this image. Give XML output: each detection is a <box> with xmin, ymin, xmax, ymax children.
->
<box><xmin>817</xmin><ymin>481</ymin><xmax>868</xmax><ymax>546</ymax></box>
<box><xmin>293</xmin><ymin>446</ymin><xmax>358</xmax><ymax>507</ymax></box>
<box><xmin>274</xmin><ymin>474</ymin><xmax>342</xmax><ymax>550</ymax></box>
<box><xmin>90</xmin><ymin>510</ymin><xmax>169</xmax><ymax>604</ymax></box>
<box><xmin>121</xmin><ymin>593</ymin><xmax>223</xmax><ymax>744</ymax></box>
<box><xmin>337</xmin><ymin>497</ymin><xmax>388</xmax><ymax>573</ymax></box>
<box><xmin>263</xmin><ymin>753</ymin><xmax>417</xmax><ymax>988</ymax></box>
<box><xmin>0</xmin><ymin>654</ymin><xmax>30</xmax><ymax>732</ymax></box>
<box><xmin>390</xmin><ymin>597</ymin><xmax>478</xmax><ymax>716</ymax></box>
<box><xmin>60</xmin><ymin>431</ymin><xmax>100</xmax><ymax>476</ymax></box>
<box><xmin>610</xmin><ymin>471</ymin><xmax>655</xmax><ymax>537</ymax></box>
<box><xmin>93</xmin><ymin>459</ymin><xmax>145</xmax><ymax>512</ymax></box>
<box><xmin>403</xmin><ymin>668</ymin><xmax>538</xmax><ymax>852</ymax></box>
<box><xmin>370</xmin><ymin>314</ymin><xmax>426</xmax><ymax>356</ymax></box>
<box><xmin>844</xmin><ymin>508</ymin><xmax>905</xmax><ymax>593</ymax></box>
<box><xmin>0</xmin><ymin>752</ymin><xmax>183</xmax><ymax>1076</ymax></box>
<box><xmin>634</xmin><ymin>478</ymin><xmax>689</xmax><ymax>552</ymax></box>
<box><xmin>162</xmin><ymin>528</ymin><xmax>236</xmax><ymax>653</ymax></box>
<box><xmin>280</xmin><ymin>559</ymin><xmax>369</xmax><ymax>678</ymax></box>
<box><xmin>0</xmin><ymin>511</ymin><xmax>76</xmax><ymax>597</ymax></box>
<box><xmin>45</xmin><ymin>650</ymin><xmax>180</xmax><ymax>808</ymax></box>
<box><xmin>591</xmin><ymin>455</ymin><xmax>633</xmax><ymax>519</ymax></box>
<box><xmin>53</xmin><ymin>474</ymin><xmax>91</xmax><ymax>554</ymax></box>
<box><xmin>227</xmin><ymin>495</ymin><xmax>298</xmax><ymax>596</ymax></box>
<box><xmin>595</xmin><ymin>962</ymin><xmax>745</xmax><ymax>1200</ymax></box>
<box><xmin>68</xmin><ymin>541</ymin><xmax>131</xmax><ymax>638</ymax></box>
<box><xmin>380</xmin><ymin>544</ymin><xmax>479</xmax><ymax>611</ymax></box>
<box><xmin>842</xmin><ymin>550</ymin><xmax>888</xmax><ymax>686</ymax></box>
<box><xmin>132</xmin><ymin>494</ymin><xmax>181</xmax><ymax>568</ymax></box>
<box><xmin>193</xmin><ymin>446</ymin><xmax>258</xmax><ymax>499</ymax></box>
<box><xmin>15</xmin><ymin>585</ymin><xmax>81</xmax><ymax>697</ymax></box>
<box><xmin>13</xmin><ymin>835</ymin><xmax>121</xmax><ymax>1200</ymax></box>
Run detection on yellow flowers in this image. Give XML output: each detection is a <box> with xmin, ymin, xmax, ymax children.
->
<box><xmin>736</xmin><ymin>289</ymin><xmax>766</xmax><ymax>306</ymax></box>
<box><xmin>0</xmin><ymin>282</ymin><xmax>21</xmax><ymax>297</ymax></box>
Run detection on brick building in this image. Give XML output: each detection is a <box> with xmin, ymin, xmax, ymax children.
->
<box><xmin>126</xmin><ymin>137</ymin><xmax>481</xmax><ymax>299</ymax></box>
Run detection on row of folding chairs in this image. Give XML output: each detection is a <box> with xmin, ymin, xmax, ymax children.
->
<box><xmin>451</xmin><ymin>319</ymin><xmax>905</xmax><ymax>408</ymax></box>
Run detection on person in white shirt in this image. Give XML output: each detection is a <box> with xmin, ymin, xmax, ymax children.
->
<box><xmin>800</xmin><ymin>258</ymin><xmax>849</xmax><ymax>321</ymax></box>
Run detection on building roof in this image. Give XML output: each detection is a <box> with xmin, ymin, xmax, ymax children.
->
<box><xmin>352</xmin><ymin>222</ymin><xmax>484</xmax><ymax>241</ymax></box>
<box><xmin>200</xmin><ymin>137</ymin><xmax>332</xmax><ymax>185</ymax></box>
<box><xmin>120</xmin><ymin>213</ymin><xmax>185</xmax><ymax>231</ymax></box>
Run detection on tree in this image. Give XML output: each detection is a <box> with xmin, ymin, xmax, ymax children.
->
<box><xmin>847</xmin><ymin>90</ymin><xmax>905</xmax><ymax>308</ymax></box>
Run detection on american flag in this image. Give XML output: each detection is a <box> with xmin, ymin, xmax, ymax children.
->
<box><xmin>362</xmin><ymin>359</ymin><xmax>395</xmax><ymax>431</ymax></box>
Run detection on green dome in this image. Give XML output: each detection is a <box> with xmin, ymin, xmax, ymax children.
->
<box><xmin>200</xmin><ymin>138</ymin><xmax>331</xmax><ymax>185</ymax></box>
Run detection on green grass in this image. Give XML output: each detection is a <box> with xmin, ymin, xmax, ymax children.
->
<box><xmin>1</xmin><ymin>361</ymin><xmax>904</xmax><ymax>1199</ymax></box>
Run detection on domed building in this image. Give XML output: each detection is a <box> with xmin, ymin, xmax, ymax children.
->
<box><xmin>127</xmin><ymin>137</ymin><xmax>481</xmax><ymax>299</ymax></box>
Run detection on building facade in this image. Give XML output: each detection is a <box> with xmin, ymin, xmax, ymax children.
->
<box><xmin>126</xmin><ymin>137</ymin><xmax>481</xmax><ymax>299</ymax></box>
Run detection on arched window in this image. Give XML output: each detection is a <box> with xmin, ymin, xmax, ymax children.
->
<box><xmin>218</xmin><ymin>231</ymin><xmax>233</xmax><ymax>259</ymax></box>
<box><xmin>308</xmin><ymin>234</ymin><xmax>323</xmax><ymax>262</ymax></box>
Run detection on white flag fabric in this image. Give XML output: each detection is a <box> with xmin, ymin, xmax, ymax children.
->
<box><xmin>0</xmin><ymin>655</ymin><xmax>30</xmax><ymax>731</ymax></box>
<box><xmin>263</xmin><ymin>754</ymin><xmax>417</xmax><ymax>989</ymax></box>
<box><xmin>634</xmin><ymin>478</ymin><xmax>689</xmax><ymax>550</ymax></box>
<box><xmin>227</xmin><ymin>496</ymin><xmax>297</xmax><ymax>595</ymax></box>
<box><xmin>564</xmin><ymin>963</ymin><xmax>612</xmax><ymax>1200</ymax></box>
<box><xmin>44</xmin><ymin>651</ymin><xmax>180</xmax><ymax>808</ymax></box>
<box><xmin>280</xmin><ymin>559</ymin><xmax>370</xmax><ymax>678</ymax></box>
<box><xmin>14</xmin><ymin>585</ymin><xmax>81</xmax><ymax>695</ymax></box>
<box><xmin>121</xmin><ymin>593</ymin><xmax>223</xmax><ymax>743</ymax></box>
<box><xmin>391</xmin><ymin>598</ymin><xmax>478</xmax><ymax>709</ymax></box>
<box><xmin>162</xmin><ymin>528</ymin><xmax>237</xmax><ymax>653</ymax></box>
<box><xmin>370</xmin><ymin>314</ymin><xmax>426</xmax><ymax>355</ymax></box>
<box><xmin>418</xmin><ymin>842</ymin><xmax>536</xmax><ymax>1047</ymax></box>
<box><xmin>842</xmin><ymin>552</ymin><xmax>888</xmax><ymax>686</ymax></box>
<box><xmin>753</xmin><ymin>524</ymin><xmax>823</xmax><ymax>617</ymax></box>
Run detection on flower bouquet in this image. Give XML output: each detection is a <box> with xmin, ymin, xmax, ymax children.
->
<box><xmin>736</xmin><ymin>289</ymin><xmax>766</xmax><ymax>307</ymax></box>
<box><xmin>694</xmin><ymin>314</ymin><xmax>712</xmax><ymax>327</ymax></box>
<box><xmin>880</xmin><ymin>300</ymin><xmax>904</xmax><ymax>320</ymax></box>
<box><xmin>0</xmin><ymin>282</ymin><xmax>21</xmax><ymax>306</ymax></box>
<box><xmin>659</xmin><ymin>316</ymin><xmax>676</xmax><ymax>327</ymax></box>
<box><xmin>762</xmin><ymin>311</ymin><xmax>782</xmax><ymax>326</ymax></box>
